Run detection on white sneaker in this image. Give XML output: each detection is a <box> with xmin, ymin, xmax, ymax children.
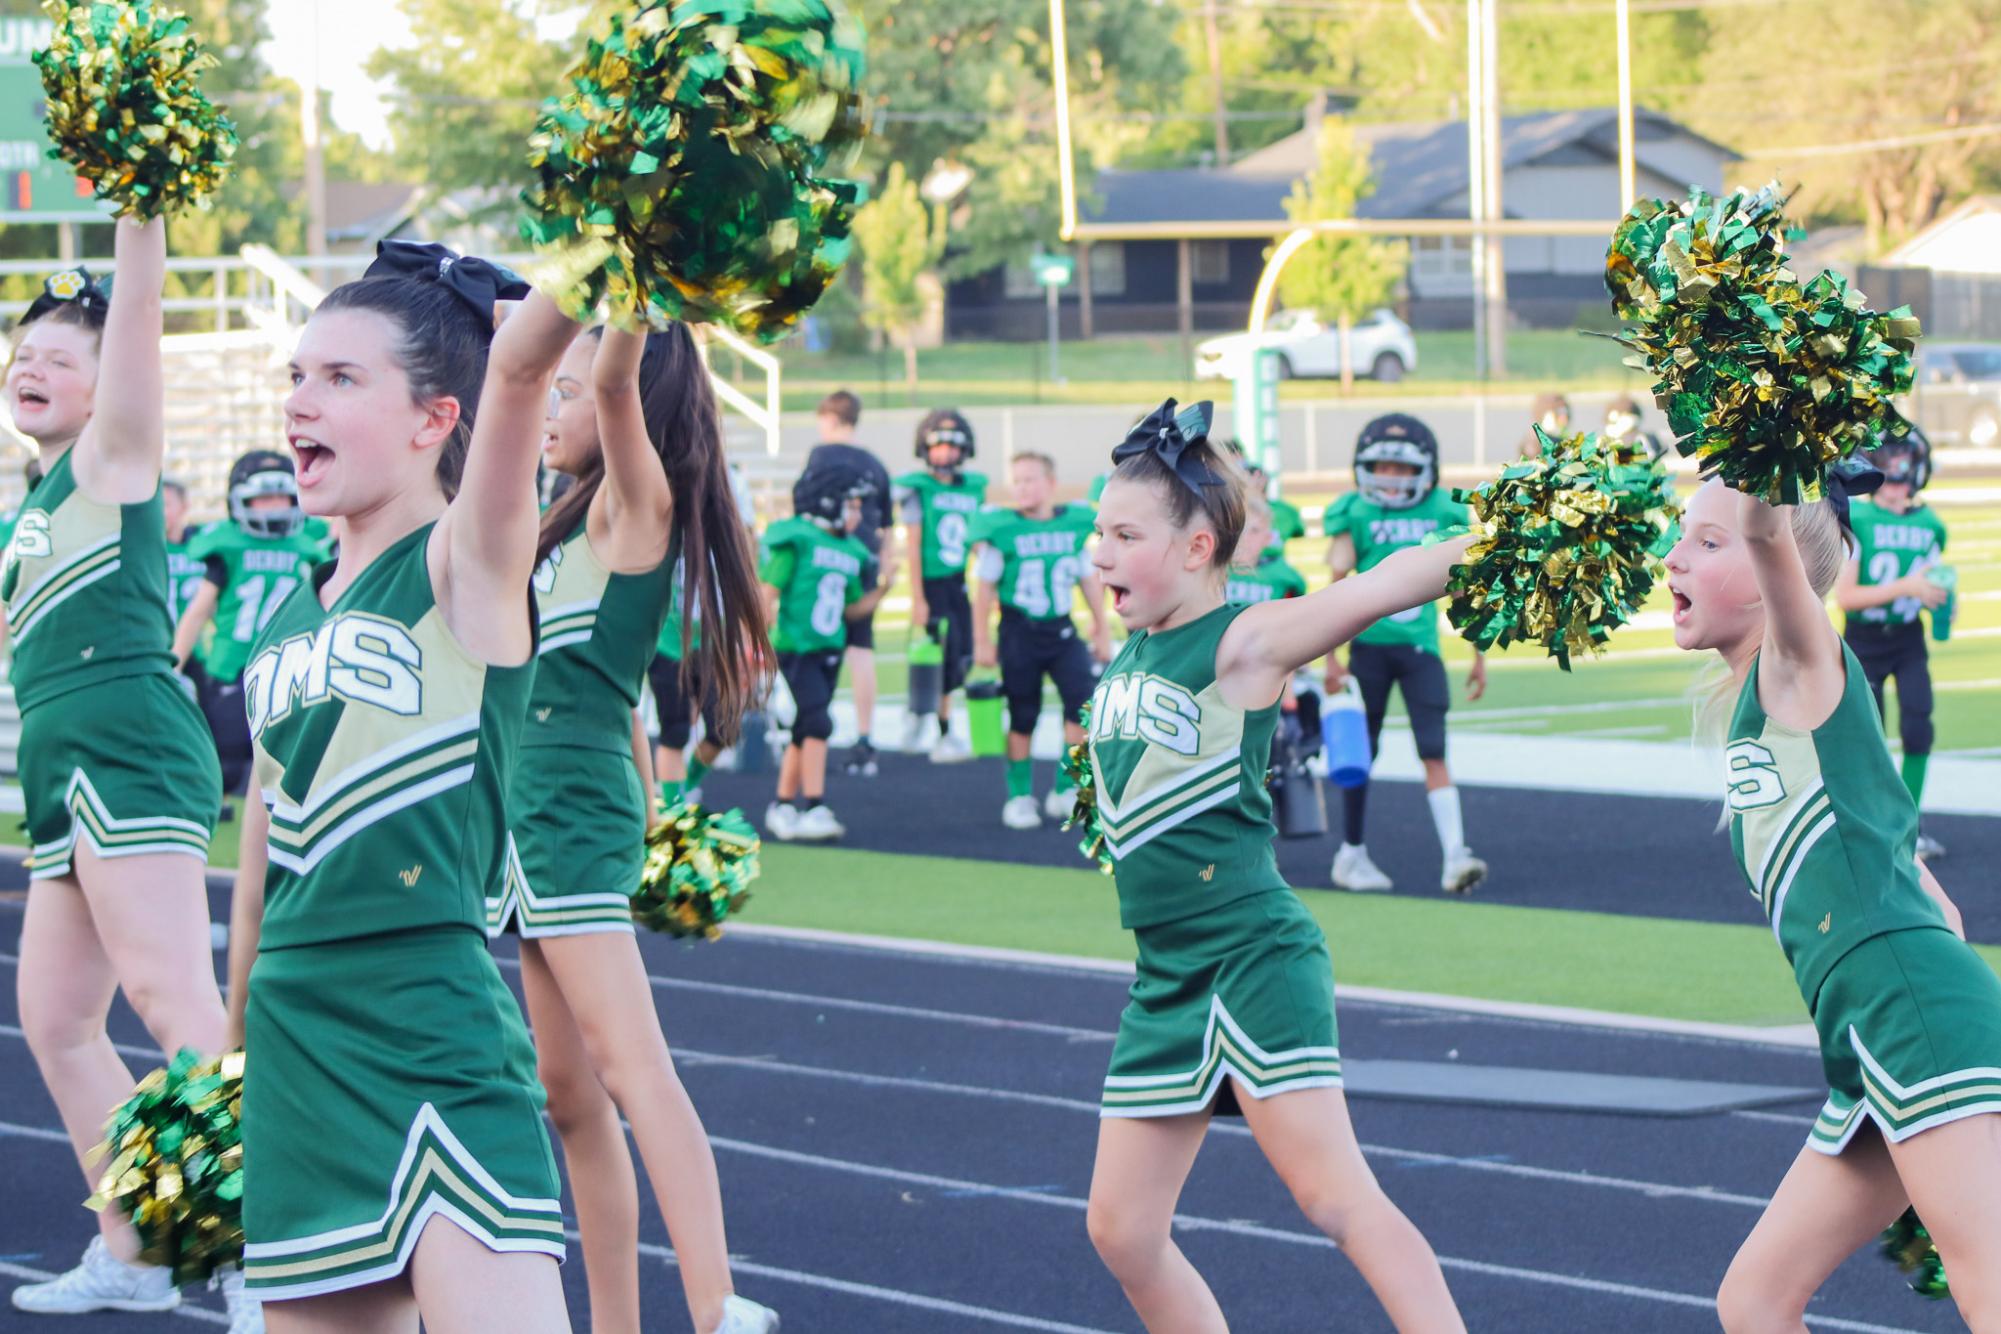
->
<box><xmin>899</xmin><ymin>712</ymin><xmax>931</xmax><ymax>752</ymax></box>
<box><xmin>1441</xmin><ymin>847</ymin><xmax>1488</xmax><ymax>896</ymax></box>
<box><xmin>1043</xmin><ymin>787</ymin><xmax>1074</xmax><ymax>821</ymax></box>
<box><xmin>930</xmin><ymin>733</ymin><xmax>973</xmax><ymax>764</ymax></box>
<box><xmin>1330</xmin><ymin>843</ymin><xmax>1393</xmax><ymax>893</ymax></box>
<box><xmin>792</xmin><ymin>805</ymin><xmax>845</xmax><ymax>841</ymax></box>
<box><xmin>685</xmin><ymin>784</ymin><xmax>704</xmax><ymax>807</ymax></box>
<box><xmin>11</xmin><ymin>1236</ymin><xmax>180</xmax><ymax>1315</ymax></box>
<box><xmin>764</xmin><ymin>801</ymin><xmax>800</xmax><ymax>841</ymax></box>
<box><xmin>1002</xmin><ymin>795</ymin><xmax>1042</xmax><ymax>829</ymax></box>
<box><xmin>215</xmin><ymin>1267</ymin><xmax>262</xmax><ymax>1334</ymax></box>
<box><xmin>713</xmin><ymin>1294</ymin><xmax>781</xmax><ymax>1334</ymax></box>
<box><xmin>1916</xmin><ymin>832</ymin><xmax>1947</xmax><ymax>861</ymax></box>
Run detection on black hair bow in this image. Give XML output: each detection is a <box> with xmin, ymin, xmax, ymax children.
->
<box><xmin>23</xmin><ymin>267</ymin><xmax>112</xmax><ymax>325</ymax></box>
<box><xmin>1826</xmin><ymin>453</ymin><xmax>1884</xmax><ymax>531</ymax></box>
<box><xmin>364</xmin><ymin>240</ymin><xmax>530</xmax><ymax>320</ymax></box>
<box><xmin>1113</xmin><ymin>398</ymin><xmax>1221</xmax><ymax>497</ymax></box>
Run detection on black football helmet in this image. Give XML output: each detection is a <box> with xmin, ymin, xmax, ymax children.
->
<box><xmin>1353</xmin><ymin>414</ymin><xmax>1438</xmax><ymax>510</ymax></box>
<box><xmin>793</xmin><ymin>463</ymin><xmax>876</xmax><ymax>533</ymax></box>
<box><xmin>914</xmin><ymin>408</ymin><xmax>975</xmax><ymax>463</ymax></box>
<box><xmin>228</xmin><ymin>450</ymin><xmax>305</xmax><ymax>539</ymax></box>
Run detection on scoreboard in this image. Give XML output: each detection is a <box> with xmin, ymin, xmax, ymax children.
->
<box><xmin>0</xmin><ymin>8</ymin><xmax>105</xmax><ymax>223</ymax></box>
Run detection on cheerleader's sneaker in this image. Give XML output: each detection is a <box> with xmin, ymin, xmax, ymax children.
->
<box><xmin>764</xmin><ymin>801</ymin><xmax>800</xmax><ymax>841</ymax></box>
<box><xmin>11</xmin><ymin>1237</ymin><xmax>179</xmax><ymax>1315</ymax></box>
<box><xmin>1002</xmin><ymin>795</ymin><xmax>1041</xmax><ymax>829</ymax></box>
<box><xmin>930</xmin><ymin>733</ymin><xmax>973</xmax><ymax>764</ymax></box>
<box><xmin>1916</xmin><ymin>831</ymin><xmax>1947</xmax><ymax>861</ymax></box>
<box><xmin>713</xmin><ymin>1294</ymin><xmax>781</xmax><ymax>1333</ymax></box>
<box><xmin>1330</xmin><ymin>843</ymin><xmax>1392</xmax><ymax>893</ymax></box>
<box><xmin>1043</xmin><ymin>787</ymin><xmax>1075</xmax><ymax>821</ymax></box>
<box><xmin>216</xmin><ymin>1267</ymin><xmax>263</xmax><ymax>1334</ymax></box>
<box><xmin>1441</xmin><ymin>847</ymin><xmax>1488</xmax><ymax>896</ymax></box>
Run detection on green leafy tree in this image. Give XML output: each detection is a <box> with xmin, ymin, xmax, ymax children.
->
<box><xmin>367</xmin><ymin>0</ymin><xmax>566</xmax><ymax>214</ymax></box>
<box><xmin>850</xmin><ymin>0</ymin><xmax>1185</xmax><ymax>279</ymax></box>
<box><xmin>851</xmin><ymin>162</ymin><xmax>942</xmax><ymax>388</ymax></box>
<box><xmin>1275</xmin><ymin>120</ymin><xmax>1405</xmax><ymax>392</ymax></box>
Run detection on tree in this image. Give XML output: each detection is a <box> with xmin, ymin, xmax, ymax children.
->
<box><xmin>849</xmin><ymin>0</ymin><xmax>1184</xmax><ymax>279</ymax></box>
<box><xmin>851</xmin><ymin>162</ymin><xmax>942</xmax><ymax>389</ymax></box>
<box><xmin>1275</xmin><ymin>121</ymin><xmax>1405</xmax><ymax>393</ymax></box>
<box><xmin>1693</xmin><ymin>0</ymin><xmax>2001</xmax><ymax>252</ymax></box>
<box><xmin>366</xmin><ymin>0</ymin><xmax>567</xmax><ymax>215</ymax></box>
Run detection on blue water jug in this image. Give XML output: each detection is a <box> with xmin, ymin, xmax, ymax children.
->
<box><xmin>1321</xmin><ymin>680</ymin><xmax>1372</xmax><ymax>789</ymax></box>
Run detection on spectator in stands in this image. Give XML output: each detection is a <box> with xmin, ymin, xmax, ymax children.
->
<box><xmin>804</xmin><ymin>390</ymin><xmax>897</xmax><ymax>772</ymax></box>
<box><xmin>1518</xmin><ymin>391</ymin><xmax>1572</xmax><ymax>457</ymax></box>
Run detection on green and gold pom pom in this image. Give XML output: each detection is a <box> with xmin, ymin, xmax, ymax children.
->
<box><xmin>1060</xmin><ymin>702</ymin><xmax>1112</xmax><ymax>874</ymax></box>
<box><xmin>1606</xmin><ymin>183</ymin><xmax>1920</xmax><ymax>506</ymax></box>
<box><xmin>33</xmin><ymin>0</ymin><xmax>238</xmax><ymax>220</ymax></box>
<box><xmin>87</xmin><ymin>1048</ymin><xmax>245</xmax><ymax>1284</ymax></box>
<box><xmin>520</xmin><ymin>0</ymin><xmax>867</xmax><ymax>341</ymax></box>
<box><xmin>1448</xmin><ymin>428</ymin><xmax>1681</xmax><ymax>670</ymax></box>
<box><xmin>633</xmin><ymin>802</ymin><xmax>762</xmax><ymax>938</ymax></box>
<box><xmin>1880</xmin><ymin>1208</ymin><xmax>1950</xmax><ymax>1299</ymax></box>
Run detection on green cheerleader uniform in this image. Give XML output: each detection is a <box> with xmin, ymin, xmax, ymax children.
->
<box><xmin>239</xmin><ymin>523</ymin><xmax>562</xmax><ymax>1300</ymax></box>
<box><xmin>1727</xmin><ymin>645</ymin><xmax>2001</xmax><ymax>1154</ymax></box>
<box><xmin>486</xmin><ymin>522</ymin><xmax>668</xmax><ymax>938</ymax></box>
<box><xmin>0</xmin><ymin>448</ymin><xmax>219</xmax><ymax>879</ymax></box>
<box><xmin>1089</xmin><ymin>603</ymin><xmax>1341</xmax><ymax>1118</ymax></box>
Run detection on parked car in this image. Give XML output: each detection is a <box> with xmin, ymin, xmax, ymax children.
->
<box><xmin>1194</xmin><ymin>307</ymin><xmax>1418</xmax><ymax>383</ymax></box>
<box><xmin>1903</xmin><ymin>342</ymin><xmax>2001</xmax><ymax>448</ymax></box>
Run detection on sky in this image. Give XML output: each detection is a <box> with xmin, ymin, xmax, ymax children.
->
<box><xmin>261</xmin><ymin>0</ymin><xmax>407</xmax><ymax>147</ymax></box>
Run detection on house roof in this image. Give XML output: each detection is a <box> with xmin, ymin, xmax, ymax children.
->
<box><xmin>1083</xmin><ymin>107</ymin><xmax>1737</xmax><ymax>227</ymax></box>
<box><xmin>1881</xmin><ymin>195</ymin><xmax>2001</xmax><ymax>267</ymax></box>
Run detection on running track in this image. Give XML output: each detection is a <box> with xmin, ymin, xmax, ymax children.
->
<box><xmin>0</xmin><ymin>863</ymin><xmax>1965</xmax><ymax>1332</ymax></box>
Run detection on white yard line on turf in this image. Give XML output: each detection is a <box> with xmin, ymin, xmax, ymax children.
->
<box><xmin>0</xmin><ymin>1261</ymin><xmax>228</xmax><ymax>1325</ymax></box>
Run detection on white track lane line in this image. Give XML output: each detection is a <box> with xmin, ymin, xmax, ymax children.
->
<box><xmin>564</xmin><ymin>1229</ymin><xmax>1122</xmax><ymax>1334</ymax></box>
<box><xmin>0</xmin><ymin>1260</ymin><xmax>228</xmax><ymax>1325</ymax></box>
<box><xmin>0</xmin><ymin>1117</ymin><xmax>1911</xmax><ymax>1330</ymax></box>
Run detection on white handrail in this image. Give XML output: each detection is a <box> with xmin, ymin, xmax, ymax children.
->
<box><xmin>240</xmin><ymin>245</ymin><xmax>328</xmax><ymax>309</ymax></box>
<box><xmin>702</xmin><ymin>324</ymin><xmax>784</xmax><ymax>456</ymax></box>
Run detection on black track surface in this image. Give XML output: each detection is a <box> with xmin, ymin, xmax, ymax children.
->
<box><xmin>0</xmin><ymin>862</ymin><xmax>1969</xmax><ymax>1333</ymax></box>
<box><xmin>700</xmin><ymin>751</ymin><xmax>2001</xmax><ymax>942</ymax></box>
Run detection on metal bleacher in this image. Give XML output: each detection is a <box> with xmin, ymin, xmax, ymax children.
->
<box><xmin>0</xmin><ymin>248</ymin><xmax>789</xmax><ymax>796</ymax></box>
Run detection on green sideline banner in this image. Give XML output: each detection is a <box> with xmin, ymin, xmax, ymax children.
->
<box><xmin>0</xmin><ymin>6</ymin><xmax>104</xmax><ymax>223</ymax></box>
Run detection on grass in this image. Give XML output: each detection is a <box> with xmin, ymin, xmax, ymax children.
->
<box><xmin>722</xmin><ymin>330</ymin><xmax>1647</xmax><ymax>413</ymax></box>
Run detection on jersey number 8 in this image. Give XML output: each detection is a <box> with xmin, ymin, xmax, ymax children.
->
<box><xmin>1725</xmin><ymin>741</ymin><xmax>1787</xmax><ymax>812</ymax></box>
<box><xmin>810</xmin><ymin>572</ymin><xmax>848</xmax><ymax>638</ymax></box>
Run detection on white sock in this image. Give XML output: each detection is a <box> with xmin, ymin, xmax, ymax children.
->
<box><xmin>1427</xmin><ymin>785</ymin><xmax>1465</xmax><ymax>856</ymax></box>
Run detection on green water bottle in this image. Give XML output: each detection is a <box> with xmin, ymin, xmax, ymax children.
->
<box><xmin>1928</xmin><ymin>566</ymin><xmax>1956</xmax><ymax>643</ymax></box>
<box><xmin>965</xmin><ymin>673</ymin><xmax>1007</xmax><ymax>758</ymax></box>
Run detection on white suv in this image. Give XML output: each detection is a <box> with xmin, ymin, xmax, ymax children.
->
<box><xmin>1195</xmin><ymin>307</ymin><xmax>1418</xmax><ymax>383</ymax></box>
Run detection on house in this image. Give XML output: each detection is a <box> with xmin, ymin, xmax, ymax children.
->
<box><xmin>1859</xmin><ymin>197</ymin><xmax>2001</xmax><ymax>341</ymax></box>
<box><xmin>944</xmin><ymin>106</ymin><xmax>1737</xmax><ymax>340</ymax></box>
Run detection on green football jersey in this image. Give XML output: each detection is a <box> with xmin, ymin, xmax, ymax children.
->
<box><xmin>969</xmin><ymin>504</ymin><xmax>1096</xmax><ymax>623</ymax></box>
<box><xmin>761</xmin><ymin>516</ymin><xmax>867</xmax><ymax>654</ymax></box>
<box><xmin>166</xmin><ymin>525</ymin><xmax>208</xmax><ymax>628</ymax></box>
<box><xmin>1322</xmin><ymin>488</ymin><xmax>1467</xmax><ymax>652</ymax></box>
<box><xmin>654</xmin><ymin>558</ymin><xmax>703</xmax><ymax>663</ymax></box>
<box><xmin>1225</xmin><ymin>553</ymin><xmax>1307</xmax><ymax>606</ymax></box>
<box><xmin>1847</xmin><ymin>499</ymin><xmax>1947</xmax><ymax>628</ymax></box>
<box><xmin>243</xmin><ymin>521</ymin><xmax>533</xmax><ymax>950</ymax></box>
<box><xmin>190</xmin><ymin>523</ymin><xmax>323</xmax><ymax>680</ymax></box>
<box><xmin>894</xmin><ymin>470</ymin><xmax>988</xmax><ymax>579</ymax></box>
<box><xmin>1727</xmin><ymin>644</ymin><xmax>1946</xmax><ymax>1000</ymax></box>
<box><xmin>1267</xmin><ymin>497</ymin><xmax>1306</xmax><ymax>555</ymax></box>
<box><xmin>0</xmin><ymin>448</ymin><xmax>176</xmax><ymax>711</ymax></box>
<box><xmin>1086</xmin><ymin>603</ymin><xmax>1289</xmax><ymax>929</ymax></box>
<box><xmin>528</xmin><ymin>523</ymin><xmax>672</xmax><ymax>753</ymax></box>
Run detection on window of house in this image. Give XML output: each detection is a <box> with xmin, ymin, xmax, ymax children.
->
<box><xmin>1409</xmin><ymin>234</ymin><xmax>1472</xmax><ymax>291</ymax></box>
<box><xmin>1088</xmin><ymin>242</ymin><xmax>1126</xmax><ymax>297</ymax></box>
<box><xmin>1190</xmin><ymin>239</ymin><xmax>1230</xmax><ymax>285</ymax></box>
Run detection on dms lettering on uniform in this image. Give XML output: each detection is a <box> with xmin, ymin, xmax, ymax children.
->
<box><xmin>1725</xmin><ymin>740</ymin><xmax>1786</xmax><ymax>812</ymax></box>
<box><xmin>533</xmin><ymin>544</ymin><xmax>564</xmax><ymax>595</ymax></box>
<box><xmin>245</xmin><ymin>612</ymin><xmax>425</xmax><ymax>734</ymax></box>
<box><xmin>1092</xmin><ymin>673</ymin><xmax>1202</xmax><ymax>756</ymax></box>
